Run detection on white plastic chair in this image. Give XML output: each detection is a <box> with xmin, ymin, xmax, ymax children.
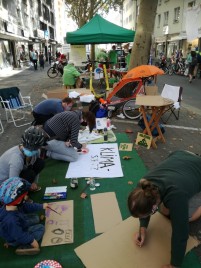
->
<box><xmin>161</xmin><ymin>84</ymin><xmax>183</xmax><ymax>123</ymax></box>
<box><xmin>0</xmin><ymin>87</ymin><xmax>33</xmax><ymax>127</ymax></box>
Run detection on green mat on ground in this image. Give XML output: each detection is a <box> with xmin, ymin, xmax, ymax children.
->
<box><xmin>0</xmin><ymin>133</ymin><xmax>200</xmax><ymax>268</ymax></box>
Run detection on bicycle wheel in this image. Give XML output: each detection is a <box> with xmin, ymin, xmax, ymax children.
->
<box><xmin>122</xmin><ymin>99</ymin><xmax>141</xmax><ymax>120</ymax></box>
<box><xmin>47</xmin><ymin>67</ymin><xmax>59</xmax><ymax>78</ymax></box>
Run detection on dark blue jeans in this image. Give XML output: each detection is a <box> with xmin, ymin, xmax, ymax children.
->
<box><xmin>1</xmin><ymin>214</ymin><xmax>45</xmax><ymax>247</ymax></box>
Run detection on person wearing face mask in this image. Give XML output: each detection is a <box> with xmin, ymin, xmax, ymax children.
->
<box><xmin>0</xmin><ymin>126</ymin><xmax>45</xmax><ymax>191</ymax></box>
<box><xmin>42</xmin><ymin>110</ymin><xmax>95</xmax><ymax>162</ymax></box>
<box><xmin>32</xmin><ymin>97</ymin><xmax>73</xmax><ymax>126</ymax></box>
<box><xmin>0</xmin><ymin>177</ymin><xmax>49</xmax><ymax>255</ymax></box>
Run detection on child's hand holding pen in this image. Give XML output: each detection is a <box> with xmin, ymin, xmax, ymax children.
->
<box><xmin>135</xmin><ymin>226</ymin><xmax>146</xmax><ymax>247</ymax></box>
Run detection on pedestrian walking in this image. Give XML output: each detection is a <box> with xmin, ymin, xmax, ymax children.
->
<box><xmin>189</xmin><ymin>48</ymin><xmax>197</xmax><ymax>83</ymax></box>
<box><xmin>30</xmin><ymin>49</ymin><xmax>38</xmax><ymax>70</ymax></box>
<box><xmin>39</xmin><ymin>51</ymin><xmax>45</xmax><ymax>70</ymax></box>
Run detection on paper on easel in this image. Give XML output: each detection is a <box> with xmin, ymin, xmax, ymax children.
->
<box><xmin>75</xmin><ymin>213</ymin><xmax>198</xmax><ymax>268</ymax></box>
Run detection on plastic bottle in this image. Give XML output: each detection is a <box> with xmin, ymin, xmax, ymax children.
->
<box><xmin>103</xmin><ymin>127</ymin><xmax>108</xmax><ymax>141</ymax></box>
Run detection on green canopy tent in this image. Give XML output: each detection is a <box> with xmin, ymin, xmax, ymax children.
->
<box><xmin>66</xmin><ymin>14</ymin><xmax>135</xmax><ymax>44</ymax></box>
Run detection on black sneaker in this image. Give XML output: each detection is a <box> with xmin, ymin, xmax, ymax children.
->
<box><xmin>15</xmin><ymin>245</ymin><xmax>40</xmax><ymax>255</ymax></box>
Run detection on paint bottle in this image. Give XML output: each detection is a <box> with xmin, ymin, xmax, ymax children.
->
<box><xmin>89</xmin><ymin>178</ymin><xmax>96</xmax><ymax>191</ymax></box>
<box><xmin>106</xmin><ymin>118</ymin><xmax>111</xmax><ymax>129</ymax></box>
<box><xmin>103</xmin><ymin>127</ymin><xmax>108</xmax><ymax>141</ymax></box>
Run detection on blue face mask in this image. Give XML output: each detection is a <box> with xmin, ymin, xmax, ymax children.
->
<box><xmin>22</xmin><ymin>148</ymin><xmax>38</xmax><ymax>157</ymax></box>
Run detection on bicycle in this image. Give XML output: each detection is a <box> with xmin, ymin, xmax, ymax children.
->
<box><xmin>47</xmin><ymin>61</ymin><xmax>65</xmax><ymax>78</ymax></box>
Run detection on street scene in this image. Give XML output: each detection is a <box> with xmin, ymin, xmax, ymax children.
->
<box><xmin>1</xmin><ymin>0</ymin><xmax>201</xmax><ymax>268</ymax></box>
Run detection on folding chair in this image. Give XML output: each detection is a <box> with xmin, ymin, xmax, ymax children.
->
<box><xmin>0</xmin><ymin>118</ymin><xmax>4</xmax><ymax>134</ymax></box>
<box><xmin>0</xmin><ymin>87</ymin><xmax>33</xmax><ymax>127</ymax></box>
<box><xmin>161</xmin><ymin>84</ymin><xmax>183</xmax><ymax>123</ymax></box>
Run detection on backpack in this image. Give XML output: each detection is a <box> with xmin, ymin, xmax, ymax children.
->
<box><xmin>138</xmin><ymin>115</ymin><xmax>165</xmax><ymax>137</ymax></box>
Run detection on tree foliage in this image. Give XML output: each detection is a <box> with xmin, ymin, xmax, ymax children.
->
<box><xmin>129</xmin><ymin>0</ymin><xmax>158</xmax><ymax>69</ymax></box>
<box><xmin>65</xmin><ymin>0</ymin><xmax>122</xmax><ymax>27</ymax></box>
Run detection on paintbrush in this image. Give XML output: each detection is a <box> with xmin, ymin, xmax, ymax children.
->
<box><xmin>47</xmin><ymin>206</ymin><xmax>62</xmax><ymax>215</ymax></box>
<box><xmin>138</xmin><ymin>226</ymin><xmax>142</xmax><ymax>246</ymax></box>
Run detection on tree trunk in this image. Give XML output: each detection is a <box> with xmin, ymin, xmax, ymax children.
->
<box><xmin>129</xmin><ymin>0</ymin><xmax>158</xmax><ymax>70</ymax></box>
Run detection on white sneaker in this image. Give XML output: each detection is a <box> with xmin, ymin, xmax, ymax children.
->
<box><xmin>117</xmin><ymin>113</ymin><xmax>125</xmax><ymax>119</ymax></box>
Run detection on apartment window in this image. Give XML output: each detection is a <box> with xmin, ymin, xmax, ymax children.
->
<box><xmin>2</xmin><ymin>0</ymin><xmax>8</xmax><ymax>9</ymax></box>
<box><xmin>157</xmin><ymin>14</ymin><xmax>161</xmax><ymax>27</ymax></box>
<box><xmin>174</xmin><ymin>7</ymin><xmax>180</xmax><ymax>22</ymax></box>
<box><xmin>188</xmin><ymin>1</ymin><xmax>195</xmax><ymax>7</ymax></box>
<box><xmin>164</xmin><ymin>11</ymin><xmax>169</xmax><ymax>26</ymax></box>
<box><xmin>50</xmin><ymin>12</ymin><xmax>54</xmax><ymax>25</ymax></box>
<box><xmin>129</xmin><ymin>14</ymin><xmax>132</xmax><ymax>22</ymax></box>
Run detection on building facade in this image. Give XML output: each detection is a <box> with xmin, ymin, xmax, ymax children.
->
<box><xmin>0</xmin><ymin>0</ymin><xmax>57</xmax><ymax>70</ymax></box>
<box><xmin>122</xmin><ymin>0</ymin><xmax>201</xmax><ymax>59</ymax></box>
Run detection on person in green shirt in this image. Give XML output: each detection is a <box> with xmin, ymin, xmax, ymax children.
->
<box><xmin>125</xmin><ymin>48</ymin><xmax>132</xmax><ymax>70</ymax></box>
<box><xmin>128</xmin><ymin>150</ymin><xmax>201</xmax><ymax>268</ymax></box>
<box><xmin>63</xmin><ymin>60</ymin><xmax>81</xmax><ymax>89</ymax></box>
<box><xmin>108</xmin><ymin>45</ymin><xmax>118</xmax><ymax>69</ymax></box>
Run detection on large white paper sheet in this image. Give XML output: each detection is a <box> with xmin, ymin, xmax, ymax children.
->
<box><xmin>78</xmin><ymin>130</ymin><xmax>102</xmax><ymax>143</ymax></box>
<box><xmin>66</xmin><ymin>143</ymin><xmax>123</xmax><ymax>178</ymax></box>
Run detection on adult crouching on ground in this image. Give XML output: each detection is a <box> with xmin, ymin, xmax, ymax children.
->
<box><xmin>128</xmin><ymin>150</ymin><xmax>201</xmax><ymax>268</ymax></box>
<box><xmin>32</xmin><ymin>97</ymin><xmax>73</xmax><ymax>126</ymax></box>
<box><xmin>0</xmin><ymin>126</ymin><xmax>45</xmax><ymax>191</ymax></box>
<box><xmin>43</xmin><ymin>110</ymin><xmax>95</xmax><ymax>162</ymax></box>
<box><xmin>63</xmin><ymin>60</ymin><xmax>81</xmax><ymax>89</ymax></box>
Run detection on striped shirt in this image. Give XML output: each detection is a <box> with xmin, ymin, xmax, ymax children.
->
<box><xmin>45</xmin><ymin>110</ymin><xmax>82</xmax><ymax>149</ymax></box>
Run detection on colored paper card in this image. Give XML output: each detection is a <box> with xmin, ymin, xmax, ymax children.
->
<box><xmin>136</xmin><ymin>132</ymin><xmax>152</xmax><ymax>149</ymax></box>
<box><xmin>43</xmin><ymin>186</ymin><xmax>67</xmax><ymax>200</ymax></box>
<box><xmin>119</xmin><ymin>143</ymin><xmax>133</xmax><ymax>151</ymax></box>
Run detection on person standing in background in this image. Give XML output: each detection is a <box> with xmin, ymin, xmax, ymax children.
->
<box><xmin>108</xmin><ymin>45</ymin><xmax>118</xmax><ymax>69</ymax></box>
<box><xmin>39</xmin><ymin>51</ymin><xmax>45</xmax><ymax>70</ymax></box>
<box><xmin>30</xmin><ymin>49</ymin><xmax>38</xmax><ymax>70</ymax></box>
<box><xmin>189</xmin><ymin>49</ymin><xmax>197</xmax><ymax>83</ymax></box>
<box><xmin>125</xmin><ymin>48</ymin><xmax>132</xmax><ymax>70</ymax></box>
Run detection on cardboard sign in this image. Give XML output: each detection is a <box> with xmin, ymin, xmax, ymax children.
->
<box><xmin>91</xmin><ymin>192</ymin><xmax>122</xmax><ymax>234</ymax></box>
<box><xmin>119</xmin><ymin>143</ymin><xmax>133</xmax><ymax>151</ymax></box>
<box><xmin>41</xmin><ymin>201</ymin><xmax>74</xmax><ymax>247</ymax></box>
<box><xmin>136</xmin><ymin>132</ymin><xmax>152</xmax><ymax>149</ymax></box>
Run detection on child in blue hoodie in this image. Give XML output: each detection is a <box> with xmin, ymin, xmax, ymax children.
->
<box><xmin>0</xmin><ymin>177</ymin><xmax>48</xmax><ymax>255</ymax></box>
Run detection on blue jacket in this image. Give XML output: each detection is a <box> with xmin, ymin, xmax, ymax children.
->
<box><xmin>0</xmin><ymin>203</ymin><xmax>43</xmax><ymax>245</ymax></box>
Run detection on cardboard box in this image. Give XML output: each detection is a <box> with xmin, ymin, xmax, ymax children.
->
<box><xmin>136</xmin><ymin>95</ymin><xmax>173</xmax><ymax>106</ymax></box>
<box><xmin>44</xmin><ymin>87</ymin><xmax>91</xmax><ymax>99</ymax></box>
<box><xmin>145</xmin><ymin>85</ymin><xmax>159</xmax><ymax>96</ymax></box>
